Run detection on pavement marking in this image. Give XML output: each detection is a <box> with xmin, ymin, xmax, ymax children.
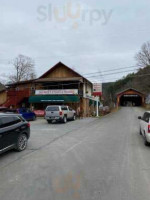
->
<box><xmin>61</xmin><ymin>136</ymin><xmax>90</xmax><ymax>157</ymax></box>
<box><xmin>31</xmin><ymin>128</ymin><xmax>57</xmax><ymax>131</ymax></box>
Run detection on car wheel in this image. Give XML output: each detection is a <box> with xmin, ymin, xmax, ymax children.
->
<box><xmin>33</xmin><ymin>116</ymin><xmax>36</xmax><ymax>121</ymax></box>
<box><xmin>144</xmin><ymin>133</ymin><xmax>150</xmax><ymax>146</ymax></box>
<box><xmin>63</xmin><ymin>116</ymin><xmax>67</xmax><ymax>123</ymax></box>
<box><xmin>72</xmin><ymin>114</ymin><xmax>76</xmax><ymax>121</ymax></box>
<box><xmin>47</xmin><ymin>120</ymin><xmax>52</xmax><ymax>124</ymax></box>
<box><xmin>16</xmin><ymin>134</ymin><xmax>28</xmax><ymax>151</ymax></box>
<box><xmin>144</xmin><ymin>139</ymin><xmax>150</xmax><ymax>146</ymax></box>
<box><xmin>140</xmin><ymin>128</ymin><xmax>142</xmax><ymax>135</ymax></box>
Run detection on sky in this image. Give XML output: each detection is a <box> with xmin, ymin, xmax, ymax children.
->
<box><xmin>0</xmin><ymin>0</ymin><xmax>150</xmax><ymax>83</ymax></box>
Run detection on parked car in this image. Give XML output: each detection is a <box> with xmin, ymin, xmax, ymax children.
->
<box><xmin>0</xmin><ymin>113</ymin><xmax>30</xmax><ymax>154</ymax></box>
<box><xmin>45</xmin><ymin>105</ymin><xmax>76</xmax><ymax>123</ymax></box>
<box><xmin>0</xmin><ymin>107</ymin><xmax>36</xmax><ymax>121</ymax></box>
<box><xmin>138</xmin><ymin>111</ymin><xmax>150</xmax><ymax>146</ymax></box>
<box><xmin>17</xmin><ymin>108</ymin><xmax>37</xmax><ymax>121</ymax></box>
<box><xmin>0</xmin><ymin>107</ymin><xmax>8</xmax><ymax>112</ymax></box>
<box><xmin>0</xmin><ymin>108</ymin><xmax>18</xmax><ymax>114</ymax></box>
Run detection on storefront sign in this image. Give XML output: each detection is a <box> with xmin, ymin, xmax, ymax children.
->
<box><xmin>93</xmin><ymin>83</ymin><xmax>102</xmax><ymax>96</ymax></box>
<box><xmin>35</xmin><ymin>89</ymin><xmax>78</xmax><ymax>95</ymax></box>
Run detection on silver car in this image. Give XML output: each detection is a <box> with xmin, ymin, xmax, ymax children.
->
<box><xmin>45</xmin><ymin>105</ymin><xmax>76</xmax><ymax>123</ymax></box>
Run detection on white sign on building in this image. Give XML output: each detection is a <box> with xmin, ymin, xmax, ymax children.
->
<box><xmin>35</xmin><ymin>89</ymin><xmax>78</xmax><ymax>95</ymax></box>
<box><xmin>93</xmin><ymin>83</ymin><xmax>102</xmax><ymax>96</ymax></box>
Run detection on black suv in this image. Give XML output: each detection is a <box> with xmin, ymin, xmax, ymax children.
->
<box><xmin>0</xmin><ymin>114</ymin><xmax>30</xmax><ymax>154</ymax></box>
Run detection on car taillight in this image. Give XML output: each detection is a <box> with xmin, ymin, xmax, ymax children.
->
<box><xmin>59</xmin><ymin>111</ymin><xmax>63</xmax><ymax>116</ymax></box>
<box><xmin>27</xmin><ymin>123</ymin><xmax>30</xmax><ymax>127</ymax></box>
<box><xmin>148</xmin><ymin>125</ymin><xmax>150</xmax><ymax>133</ymax></box>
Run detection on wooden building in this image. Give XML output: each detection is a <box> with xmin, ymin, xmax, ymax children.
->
<box><xmin>4</xmin><ymin>62</ymin><xmax>99</xmax><ymax>117</ymax></box>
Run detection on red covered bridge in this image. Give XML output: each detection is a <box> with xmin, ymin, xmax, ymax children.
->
<box><xmin>117</xmin><ymin>88</ymin><xmax>145</xmax><ymax>107</ymax></box>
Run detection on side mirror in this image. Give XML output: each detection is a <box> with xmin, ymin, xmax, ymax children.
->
<box><xmin>138</xmin><ymin>116</ymin><xmax>142</xmax><ymax>120</ymax></box>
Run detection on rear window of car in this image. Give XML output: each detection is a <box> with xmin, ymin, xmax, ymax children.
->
<box><xmin>19</xmin><ymin>108</ymin><xmax>27</xmax><ymax>113</ymax></box>
<box><xmin>142</xmin><ymin>112</ymin><xmax>150</xmax><ymax>122</ymax></box>
<box><xmin>0</xmin><ymin>116</ymin><xmax>22</xmax><ymax>128</ymax></box>
<box><xmin>46</xmin><ymin>107</ymin><xmax>59</xmax><ymax>111</ymax></box>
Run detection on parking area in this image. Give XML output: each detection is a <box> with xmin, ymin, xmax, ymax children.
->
<box><xmin>0</xmin><ymin>117</ymin><xmax>97</xmax><ymax>168</ymax></box>
<box><xmin>2</xmin><ymin>108</ymin><xmax>150</xmax><ymax>200</ymax></box>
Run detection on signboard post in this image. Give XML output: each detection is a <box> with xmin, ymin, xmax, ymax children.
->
<box><xmin>93</xmin><ymin>83</ymin><xmax>102</xmax><ymax>117</ymax></box>
<box><xmin>96</xmin><ymin>97</ymin><xmax>99</xmax><ymax>117</ymax></box>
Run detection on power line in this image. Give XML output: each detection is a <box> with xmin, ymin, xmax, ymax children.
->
<box><xmin>83</xmin><ymin>66</ymin><xmax>138</xmax><ymax>75</ymax></box>
<box><xmin>5</xmin><ymin>71</ymin><xmax>150</xmax><ymax>88</ymax></box>
<box><xmin>85</xmin><ymin>69</ymin><xmax>136</xmax><ymax>78</ymax></box>
<box><xmin>100</xmin><ymin>72</ymin><xmax>150</xmax><ymax>82</ymax></box>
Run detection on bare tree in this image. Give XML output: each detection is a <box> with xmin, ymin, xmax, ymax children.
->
<box><xmin>9</xmin><ymin>54</ymin><xmax>36</xmax><ymax>83</ymax></box>
<box><xmin>135</xmin><ymin>41</ymin><xmax>150</xmax><ymax>67</ymax></box>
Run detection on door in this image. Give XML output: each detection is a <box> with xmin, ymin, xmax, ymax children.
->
<box><xmin>20</xmin><ymin>108</ymin><xmax>30</xmax><ymax>121</ymax></box>
<box><xmin>141</xmin><ymin>112</ymin><xmax>149</xmax><ymax>135</ymax></box>
<box><xmin>68</xmin><ymin>107</ymin><xmax>74</xmax><ymax>119</ymax></box>
<box><xmin>0</xmin><ymin>118</ymin><xmax>6</xmax><ymax>150</ymax></box>
<box><xmin>0</xmin><ymin>116</ymin><xmax>21</xmax><ymax>150</ymax></box>
<box><xmin>26</xmin><ymin>109</ymin><xmax>34</xmax><ymax>120</ymax></box>
<box><xmin>61</xmin><ymin>106</ymin><xmax>69</xmax><ymax>118</ymax></box>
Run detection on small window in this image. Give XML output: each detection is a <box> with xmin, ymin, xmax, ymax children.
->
<box><xmin>21</xmin><ymin>108</ymin><xmax>27</xmax><ymax>113</ymax></box>
<box><xmin>0</xmin><ymin>116</ymin><xmax>21</xmax><ymax>128</ymax></box>
<box><xmin>69</xmin><ymin>107</ymin><xmax>73</xmax><ymax>111</ymax></box>
<box><xmin>46</xmin><ymin>107</ymin><xmax>59</xmax><ymax>111</ymax></box>
<box><xmin>26</xmin><ymin>109</ymin><xmax>31</xmax><ymax>113</ymax></box>
<box><xmin>61</xmin><ymin>106</ymin><xmax>68</xmax><ymax>111</ymax></box>
<box><xmin>142</xmin><ymin>113</ymin><xmax>150</xmax><ymax>123</ymax></box>
<box><xmin>13</xmin><ymin>117</ymin><xmax>22</xmax><ymax>124</ymax></box>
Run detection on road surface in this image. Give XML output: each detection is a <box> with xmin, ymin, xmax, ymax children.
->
<box><xmin>0</xmin><ymin>107</ymin><xmax>150</xmax><ymax>200</ymax></box>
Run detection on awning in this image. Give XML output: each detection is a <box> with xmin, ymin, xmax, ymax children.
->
<box><xmin>29</xmin><ymin>95</ymin><xmax>80</xmax><ymax>103</ymax></box>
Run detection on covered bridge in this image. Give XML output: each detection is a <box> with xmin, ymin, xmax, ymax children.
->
<box><xmin>117</xmin><ymin>88</ymin><xmax>145</xmax><ymax>107</ymax></box>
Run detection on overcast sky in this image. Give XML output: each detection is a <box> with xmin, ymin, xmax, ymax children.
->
<box><xmin>0</xmin><ymin>0</ymin><xmax>150</xmax><ymax>83</ymax></box>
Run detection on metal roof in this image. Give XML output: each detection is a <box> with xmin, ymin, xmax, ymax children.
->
<box><xmin>39</xmin><ymin>62</ymin><xmax>92</xmax><ymax>85</ymax></box>
<box><xmin>35</xmin><ymin>77</ymin><xmax>83</xmax><ymax>83</ymax></box>
<box><xmin>6</xmin><ymin>62</ymin><xmax>92</xmax><ymax>87</ymax></box>
<box><xmin>117</xmin><ymin>88</ymin><xmax>145</xmax><ymax>96</ymax></box>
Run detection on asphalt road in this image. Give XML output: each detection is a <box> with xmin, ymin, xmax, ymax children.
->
<box><xmin>0</xmin><ymin>107</ymin><xmax>150</xmax><ymax>200</ymax></box>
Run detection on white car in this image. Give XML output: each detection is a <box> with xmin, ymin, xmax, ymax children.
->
<box><xmin>45</xmin><ymin>105</ymin><xmax>76</xmax><ymax>123</ymax></box>
<box><xmin>138</xmin><ymin>111</ymin><xmax>150</xmax><ymax>146</ymax></box>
